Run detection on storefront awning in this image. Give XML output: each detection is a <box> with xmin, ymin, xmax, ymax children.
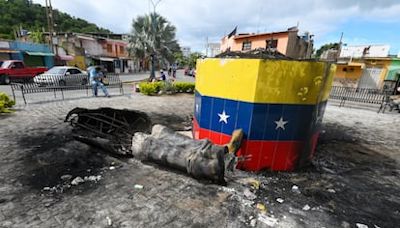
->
<box><xmin>57</xmin><ymin>55</ymin><xmax>74</xmax><ymax>61</ymax></box>
<box><xmin>99</xmin><ymin>57</ymin><xmax>115</xmax><ymax>62</ymax></box>
<box><xmin>25</xmin><ymin>51</ymin><xmax>55</xmax><ymax>56</ymax></box>
<box><xmin>0</xmin><ymin>49</ymin><xmax>19</xmax><ymax>53</ymax></box>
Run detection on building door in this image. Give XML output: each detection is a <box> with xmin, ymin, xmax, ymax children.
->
<box><xmin>24</xmin><ymin>54</ymin><xmax>45</xmax><ymax>67</ymax></box>
<box><xmin>358</xmin><ymin>67</ymin><xmax>383</xmax><ymax>89</ymax></box>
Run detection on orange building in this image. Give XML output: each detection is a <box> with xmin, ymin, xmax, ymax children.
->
<box><xmin>102</xmin><ymin>39</ymin><xmax>128</xmax><ymax>59</ymax></box>
<box><xmin>220</xmin><ymin>27</ymin><xmax>313</xmax><ymax>59</ymax></box>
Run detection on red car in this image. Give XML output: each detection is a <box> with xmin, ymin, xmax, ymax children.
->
<box><xmin>0</xmin><ymin>60</ymin><xmax>47</xmax><ymax>84</ymax></box>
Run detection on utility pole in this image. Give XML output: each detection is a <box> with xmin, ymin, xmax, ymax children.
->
<box><xmin>205</xmin><ymin>36</ymin><xmax>209</xmax><ymax>57</ymax></box>
<box><xmin>45</xmin><ymin>0</ymin><xmax>56</xmax><ymax>54</ymax></box>
<box><xmin>149</xmin><ymin>0</ymin><xmax>162</xmax><ymax>79</ymax></box>
<box><xmin>336</xmin><ymin>32</ymin><xmax>343</xmax><ymax>62</ymax></box>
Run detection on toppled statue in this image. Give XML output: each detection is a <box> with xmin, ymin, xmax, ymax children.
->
<box><xmin>131</xmin><ymin>124</ymin><xmax>243</xmax><ymax>184</ymax></box>
<box><xmin>65</xmin><ymin>107</ymin><xmax>244</xmax><ymax>184</ymax></box>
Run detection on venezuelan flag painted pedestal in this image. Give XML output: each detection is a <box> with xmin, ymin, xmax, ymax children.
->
<box><xmin>193</xmin><ymin>58</ymin><xmax>336</xmax><ymax>171</ymax></box>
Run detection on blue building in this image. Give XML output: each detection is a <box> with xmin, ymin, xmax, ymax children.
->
<box><xmin>9</xmin><ymin>41</ymin><xmax>54</xmax><ymax>68</ymax></box>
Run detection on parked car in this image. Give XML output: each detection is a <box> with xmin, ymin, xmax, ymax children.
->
<box><xmin>0</xmin><ymin>60</ymin><xmax>47</xmax><ymax>85</ymax></box>
<box><xmin>33</xmin><ymin>66</ymin><xmax>88</xmax><ymax>86</ymax></box>
<box><xmin>184</xmin><ymin>67</ymin><xmax>196</xmax><ymax>77</ymax></box>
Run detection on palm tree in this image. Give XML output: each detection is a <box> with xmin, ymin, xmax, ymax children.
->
<box><xmin>129</xmin><ymin>13</ymin><xmax>180</xmax><ymax>79</ymax></box>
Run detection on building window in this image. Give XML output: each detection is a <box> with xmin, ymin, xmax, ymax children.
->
<box><xmin>119</xmin><ymin>46</ymin><xmax>125</xmax><ymax>54</ymax></box>
<box><xmin>242</xmin><ymin>41</ymin><xmax>252</xmax><ymax>51</ymax></box>
<box><xmin>266</xmin><ymin>39</ymin><xmax>278</xmax><ymax>49</ymax></box>
<box><xmin>107</xmin><ymin>44</ymin><xmax>112</xmax><ymax>53</ymax></box>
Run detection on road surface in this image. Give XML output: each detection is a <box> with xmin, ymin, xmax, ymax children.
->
<box><xmin>0</xmin><ymin>70</ymin><xmax>195</xmax><ymax>105</ymax></box>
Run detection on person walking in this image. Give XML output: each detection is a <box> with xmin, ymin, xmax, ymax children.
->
<box><xmin>90</xmin><ymin>66</ymin><xmax>110</xmax><ymax>97</ymax></box>
<box><xmin>172</xmin><ymin>63</ymin><xmax>177</xmax><ymax>79</ymax></box>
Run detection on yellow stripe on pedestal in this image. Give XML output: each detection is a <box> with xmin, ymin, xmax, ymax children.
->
<box><xmin>195</xmin><ymin>58</ymin><xmax>336</xmax><ymax>105</ymax></box>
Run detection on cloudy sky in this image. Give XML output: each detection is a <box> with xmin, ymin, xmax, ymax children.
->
<box><xmin>33</xmin><ymin>0</ymin><xmax>400</xmax><ymax>55</ymax></box>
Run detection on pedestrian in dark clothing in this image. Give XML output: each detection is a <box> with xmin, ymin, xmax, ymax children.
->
<box><xmin>160</xmin><ymin>70</ymin><xmax>166</xmax><ymax>81</ymax></box>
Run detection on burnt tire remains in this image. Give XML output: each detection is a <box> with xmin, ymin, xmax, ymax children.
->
<box><xmin>65</xmin><ymin>107</ymin><xmax>152</xmax><ymax>156</ymax></box>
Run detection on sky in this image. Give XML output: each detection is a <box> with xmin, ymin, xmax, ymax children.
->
<box><xmin>33</xmin><ymin>0</ymin><xmax>400</xmax><ymax>55</ymax></box>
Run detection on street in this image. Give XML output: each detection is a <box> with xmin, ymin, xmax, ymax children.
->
<box><xmin>0</xmin><ymin>70</ymin><xmax>194</xmax><ymax>105</ymax></box>
<box><xmin>118</xmin><ymin>69</ymin><xmax>194</xmax><ymax>83</ymax></box>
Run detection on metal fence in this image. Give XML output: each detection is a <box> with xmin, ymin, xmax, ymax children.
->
<box><xmin>329</xmin><ymin>86</ymin><xmax>385</xmax><ymax>107</ymax></box>
<box><xmin>10</xmin><ymin>73</ymin><xmax>123</xmax><ymax>104</ymax></box>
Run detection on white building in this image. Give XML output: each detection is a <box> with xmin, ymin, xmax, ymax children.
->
<box><xmin>206</xmin><ymin>43</ymin><xmax>221</xmax><ymax>57</ymax></box>
<box><xmin>340</xmin><ymin>44</ymin><xmax>390</xmax><ymax>58</ymax></box>
<box><xmin>181</xmin><ymin>46</ymin><xmax>191</xmax><ymax>57</ymax></box>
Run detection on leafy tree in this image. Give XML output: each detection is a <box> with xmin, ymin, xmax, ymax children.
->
<box><xmin>315</xmin><ymin>43</ymin><xmax>339</xmax><ymax>58</ymax></box>
<box><xmin>188</xmin><ymin>52</ymin><xmax>204</xmax><ymax>69</ymax></box>
<box><xmin>0</xmin><ymin>0</ymin><xmax>111</xmax><ymax>40</ymax></box>
<box><xmin>29</xmin><ymin>30</ymin><xmax>44</xmax><ymax>43</ymax></box>
<box><xmin>173</xmin><ymin>51</ymin><xmax>187</xmax><ymax>67</ymax></box>
<box><xmin>129</xmin><ymin>12</ymin><xmax>180</xmax><ymax>79</ymax></box>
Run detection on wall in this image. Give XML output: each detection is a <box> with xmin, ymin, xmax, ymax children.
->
<box><xmin>9</xmin><ymin>41</ymin><xmax>52</xmax><ymax>53</ymax></box>
<box><xmin>67</xmin><ymin>56</ymin><xmax>86</xmax><ymax>70</ymax></box>
<box><xmin>286</xmin><ymin>31</ymin><xmax>313</xmax><ymax>59</ymax></box>
<box><xmin>81</xmin><ymin>39</ymin><xmax>103</xmax><ymax>56</ymax></box>
<box><xmin>230</xmin><ymin>33</ymin><xmax>289</xmax><ymax>54</ymax></box>
<box><xmin>335</xmin><ymin>64</ymin><xmax>363</xmax><ymax>80</ymax></box>
<box><xmin>333</xmin><ymin>64</ymin><xmax>363</xmax><ymax>87</ymax></box>
<box><xmin>363</xmin><ymin>59</ymin><xmax>391</xmax><ymax>88</ymax></box>
<box><xmin>102</xmin><ymin>40</ymin><xmax>128</xmax><ymax>58</ymax></box>
<box><xmin>9</xmin><ymin>41</ymin><xmax>54</xmax><ymax>68</ymax></box>
<box><xmin>220</xmin><ymin>36</ymin><xmax>236</xmax><ymax>52</ymax></box>
<box><xmin>385</xmin><ymin>59</ymin><xmax>400</xmax><ymax>81</ymax></box>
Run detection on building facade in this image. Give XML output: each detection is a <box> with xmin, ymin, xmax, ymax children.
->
<box><xmin>8</xmin><ymin>41</ymin><xmax>54</xmax><ymax>68</ymax></box>
<box><xmin>181</xmin><ymin>46</ymin><xmax>191</xmax><ymax>57</ymax></box>
<box><xmin>206</xmin><ymin>43</ymin><xmax>221</xmax><ymax>57</ymax></box>
<box><xmin>220</xmin><ymin>27</ymin><xmax>313</xmax><ymax>59</ymax></box>
<box><xmin>0</xmin><ymin>41</ymin><xmax>19</xmax><ymax>62</ymax></box>
<box><xmin>333</xmin><ymin>44</ymin><xmax>400</xmax><ymax>89</ymax></box>
<box><xmin>43</xmin><ymin>33</ymin><xmax>133</xmax><ymax>73</ymax></box>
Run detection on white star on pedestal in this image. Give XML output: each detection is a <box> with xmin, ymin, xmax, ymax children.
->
<box><xmin>218</xmin><ymin>110</ymin><xmax>230</xmax><ymax>124</ymax></box>
<box><xmin>275</xmin><ymin>117</ymin><xmax>288</xmax><ymax>130</ymax></box>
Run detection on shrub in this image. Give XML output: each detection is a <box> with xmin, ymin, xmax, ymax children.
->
<box><xmin>0</xmin><ymin>92</ymin><xmax>15</xmax><ymax>113</ymax></box>
<box><xmin>162</xmin><ymin>80</ymin><xmax>176</xmax><ymax>94</ymax></box>
<box><xmin>138</xmin><ymin>81</ymin><xmax>195</xmax><ymax>95</ymax></box>
<box><xmin>174</xmin><ymin>82</ymin><xmax>195</xmax><ymax>93</ymax></box>
<box><xmin>138</xmin><ymin>82</ymin><xmax>164</xmax><ymax>95</ymax></box>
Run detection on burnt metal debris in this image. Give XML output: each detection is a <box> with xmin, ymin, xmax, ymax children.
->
<box><xmin>215</xmin><ymin>48</ymin><xmax>292</xmax><ymax>60</ymax></box>
<box><xmin>65</xmin><ymin>107</ymin><xmax>152</xmax><ymax>156</ymax></box>
<box><xmin>65</xmin><ymin>108</ymin><xmax>241</xmax><ymax>184</ymax></box>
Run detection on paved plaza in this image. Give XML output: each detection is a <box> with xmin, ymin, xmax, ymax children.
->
<box><xmin>0</xmin><ymin>92</ymin><xmax>399</xmax><ymax>227</ymax></box>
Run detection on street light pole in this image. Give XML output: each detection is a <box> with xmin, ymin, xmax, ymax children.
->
<box><xmin>45</xmin><ymin>0</ymin><xmax>53</xmax><ymax>51</ymax></box>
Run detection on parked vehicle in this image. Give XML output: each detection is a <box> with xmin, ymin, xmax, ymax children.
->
<box><xmin>33</xmin><ymin>66</ymin><xmax>88</xmax><ymax>86</ymax></box>
<box><xmin>0</xmin><ymin>60</ymin><xmax>47</xmax><ymax>85</ymax></box>
<box><xmin>184</xmin><ymin>67</ymin><xmax>196</xmax><ymax>77</ymax></box>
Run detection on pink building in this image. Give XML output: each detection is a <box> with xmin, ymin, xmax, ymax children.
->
<box><xmin>220</xmin><ymin>27</ymin><xmax>313</xmax><ymax>59</ymax></box>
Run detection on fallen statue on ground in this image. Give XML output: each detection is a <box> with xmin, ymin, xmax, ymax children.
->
<box><xmin>65</xmin><ymin>107</ymin><xmax>243</xmax><ymax>184</ymax></box>
<box><xmin>131</xmin><ymin>124</ymin><xmax>243</xmax><ymax>184</ymax></box>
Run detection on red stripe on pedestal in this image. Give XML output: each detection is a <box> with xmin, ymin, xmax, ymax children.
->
<box><xmin>193</xmin><ymin>118</ymin><xmax>319</xmax><ymax>171</ymax></box>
